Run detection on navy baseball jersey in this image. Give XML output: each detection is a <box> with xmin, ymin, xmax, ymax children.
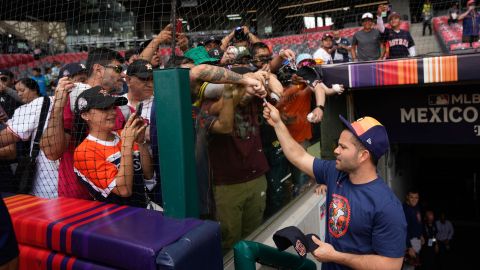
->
<box><xmin>383</xmin><ymin>29</ymin><xmax>415</xmax><ymax>59</ymax></box>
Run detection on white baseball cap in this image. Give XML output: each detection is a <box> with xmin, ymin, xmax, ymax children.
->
<box><xmin>361</xmin><ymin>12</ymin><xmax>374</xmax><ymax>20</ymax></box>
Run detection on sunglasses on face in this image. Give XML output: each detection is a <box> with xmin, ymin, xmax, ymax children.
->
<box><xmin>253</xmin><ymin>56</ymin><xmax>273</xmax><ymax>64</ymax></box>
<box><xmin>0</xmin><ymin>77</ymin><xmax>9</xmax><ymax>82</ymax></box>
<box><xmin>102</xmin><ymin>65</ymin><xmax>123</xmax><ymax>74</ymax></box>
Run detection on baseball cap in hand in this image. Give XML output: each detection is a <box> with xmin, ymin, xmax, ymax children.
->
<box><xmin>339</xmin><ymin>115</ymin><xmax>390</xmax><ymax>160</ymax></box>
<box><xmin>273</xmin><ymin>226</ymin><xmax>319</xmax><ymax>258</ymax></box>
<box><xmin>467</xmin><ymin>0</ymin><xmax>475</xmax><ymax>6</ymax></box>
<box><xmin>127</xmin><ymin>59</ymin><xmax>153</xmax><ymax>79</ymax></box>
<box><xmin>75</xmin><ymin>86</ymin><xmax>128</xmax><ymax>113</ymax></box>
<box><xmin>184</xmin><ymin>46</ymin><xmax>220</xmax><ymax>65</ymax></box>
<box><xmin>59</xmin><ymin>63</ymin><xmax>87</xmax><ymax>78</ymax></box>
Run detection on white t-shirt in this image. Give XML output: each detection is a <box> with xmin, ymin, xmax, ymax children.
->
<box><xmin>7</xmin><ymin>96</ymin><xmax>59</xmax><ymax>198</ymax></box>
<box><xmin>313</xmin><ymin>47</ymin><xmax>333</xmax><ymax>64</ymax></box>
<box><xmin>123</xmin><ymin>94</ymin><xmax>153</xmax><ymax>121</ymax></box>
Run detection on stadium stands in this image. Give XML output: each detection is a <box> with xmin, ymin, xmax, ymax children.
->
<box><xmin>433</xmin><ymin>15</ymin><xmax>480</xmax><ymax>54</ymax></box>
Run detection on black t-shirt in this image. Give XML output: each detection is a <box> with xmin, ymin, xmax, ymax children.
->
<box><xmin>383</xmin><ymin>29</ymin><xmax>415</xmax><ymax>59</ymax></box>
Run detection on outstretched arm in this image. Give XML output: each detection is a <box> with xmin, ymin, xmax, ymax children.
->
<box><xmin>263</xmin><ymin>102</ymin><xmax>315</xmax><ymax>178</ymax></box>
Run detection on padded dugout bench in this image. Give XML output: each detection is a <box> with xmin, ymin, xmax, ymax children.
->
<box><xmin>2</xmin><ymin>194</ymin><xmax>222</xmax><ymax>270</ymax></box>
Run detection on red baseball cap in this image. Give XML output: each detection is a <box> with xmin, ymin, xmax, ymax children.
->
<box><xmin>467</xmin><ymin>0</ymin><xmax>475</xmax><ymax>5</ymax></box>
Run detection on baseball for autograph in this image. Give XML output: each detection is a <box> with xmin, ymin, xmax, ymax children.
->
<box><xmin>307</xmin><ymin>113</ymin><xmax>314</xmax><ymax>122</ymax></box>
<box><xmin>332</xmin><ymin>84</ymin><xmax>342</xmax><ymax>92</ymax></box>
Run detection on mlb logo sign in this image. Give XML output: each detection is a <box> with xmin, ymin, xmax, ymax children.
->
<box><xmin>294</xmin><ymin>239</ymin><xmax>307</xmax><ymax>257</ymax></box>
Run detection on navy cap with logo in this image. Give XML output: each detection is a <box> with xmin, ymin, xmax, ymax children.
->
<box><xmin>339</xmin><ymin>115</ymin><xmax>390</xmax><ymax>160</ymax></box>
<box><xmin>126</xmin><ymin>59</ymin><xmax>153</xmax><ymax>79</ymax></box>
<box><xmin>273</xmin><ymin>226</ymin><xmax>319</xmax><ymax>258</ymax></box>
<box><xmin>59</xmin><ymin>63</ymin><xmax>87</xmax><ymax>78</ymax></box>
<box><xmin>75</xmin><ymin>86</ymin><xmax>128</xmax><ymax>114</ymax></box>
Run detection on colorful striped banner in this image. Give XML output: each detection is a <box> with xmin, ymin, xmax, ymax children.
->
<box><xmin>348</xmin><ymin>58</ymin><xmax>418</xmax><ymax>88</ymax></box>
<box><xmin>422</xmin><ymin>56</ymin><xmax>458</xmax><ymax>83</ymax></box>
<box><xmin>4</xmin><ymin>195</ymin><xmax>202</xmax><ymax>270</ymax></box>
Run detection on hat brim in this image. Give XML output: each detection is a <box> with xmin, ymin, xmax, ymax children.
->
<box><xmin>361</xmin><ymin>17</ymin><xmax>374</xmax><ymax>21</ymax></box>
<box><xmin>195</xmin><ymin>58</ymin><xmax>220</xmax><ymax>65</ymax></box>
<box><xmin>89</xmin><ymin>96</ymin><xmax>128</xmax><ymax>110</ymax></box>
<box><xmin>339</xmin><ymin>115</ymin><xmax>359</xmax><ymax>138</ymax></box>
<box><xmin>131</xmin><ymin>71</ymin><xmax>153</xmax><ymax>79</ymax></box>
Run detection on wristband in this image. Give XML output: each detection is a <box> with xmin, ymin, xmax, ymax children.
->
<box><xmin>316</xmin><ymin>105</ymin><xmax>325</xmax><ymax>111</ymax></box>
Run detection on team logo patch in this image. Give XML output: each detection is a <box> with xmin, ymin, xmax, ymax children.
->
<box><xmin>294</xmin><ymin>239</ymin><xmax>307</xmax><ymax>256</ymax></box>
<box><xmin>328</xmin><ymin>194</ymin><xmax>351</xmax><ymax>238</ymax></box>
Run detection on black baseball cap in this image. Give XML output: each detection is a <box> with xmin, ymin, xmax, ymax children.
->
<box><xmin>75</xmin><ymin>86</ymin><xmax>128</xmax><ymax>113</ymax></box>
<box><xmin>204</xmin><ymin>36</ymin><xmax>221</xmax><ymax>46</ymax></box>
<box><xmin>59</xmin><ymin>63</ymin><xmax>87</xmax><ymax>78</ymax></box>
<box><xmin>0</xmin><ymin>69</ymin><xmax>14</xmax><ymax>78</ymax></box>
<box><xmin>272</xmin><ymin>226</ymin><xmax>319</xmax><ymax>258</ymax></box>
<box><xmin>126</xmin><ymin>59</ymin><xmax>154</xmax><ymax>79</ymax></box>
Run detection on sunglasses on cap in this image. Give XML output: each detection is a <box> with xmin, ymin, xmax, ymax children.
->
<box><xmin>297</xmin><ymin>59</ymin><xmax>316</xmax><ymax>69</ymax></box>
<box><xmin>102</xmin><ymin>64</ymin><xmax>123</xmax><ymax>74</ymax></box>
<box><xmin>0</xmin><ymin>76</ymin><xmax>8</xmax><ymax>82</ymax></box>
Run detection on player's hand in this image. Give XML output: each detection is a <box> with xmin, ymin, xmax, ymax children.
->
<box><xmin>311</xmin><ymin>235</ymin><xmax>337</xmax><ymax>262</ymax></box>
<box><xmin>314</xmin><ymin>184</ymin><xmax>327</xmax><ymax>196</ymax></box>
<box><xmin>242</xmin><ymin>75</ymin><xmax>267</xmax><ymax>98</ymax></box>
<box><xmin>407</xmin><ymin>247</ymin><xmax>416</xmax><ymax>258</ymax></box>
<box><xmin>263</xmin><ymin>102</ymin><xmax>282</xmax><ymax>127</ymax></box>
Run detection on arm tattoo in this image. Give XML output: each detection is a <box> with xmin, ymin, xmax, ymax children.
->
<box><xmin>197</xmin><ymin>65</ymin><xmax>243</xmax><ymax>84</ymax></box>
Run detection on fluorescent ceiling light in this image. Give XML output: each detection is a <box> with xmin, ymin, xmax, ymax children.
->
<box><xmin>227</xmin><ymin>14</ymin><xmax>240</xmax><ymax>18</ymax></box>
<box><xmin>279</xmin><ymin>0</ymin><xmax>333</xmax><ymax>10</ymax></box>
<box><xmin>228</xmin><ymin>17</ymin><xmax>242</xmax><ymax>20</ymax></box>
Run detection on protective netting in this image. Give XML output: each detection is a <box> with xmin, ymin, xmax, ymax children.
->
<box><xmin>0</xmin><ymin>0</ymin><xmax>479</xmax><ymax>252</ymax></box>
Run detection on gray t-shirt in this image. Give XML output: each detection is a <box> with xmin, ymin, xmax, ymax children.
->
<box><xmin>352</xmin><ymin>29</ymin><xmax>381</xmax><ymax>61</ymax></box>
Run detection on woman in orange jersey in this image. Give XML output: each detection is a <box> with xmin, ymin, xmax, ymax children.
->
<box><xmin>72</xmin><ymin>86</ymin><xmax>159</xmax><ymax>210</ymax></box>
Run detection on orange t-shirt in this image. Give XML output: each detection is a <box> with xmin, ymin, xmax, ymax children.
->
<box><xmin>73</xmin><ymin>132</ymin><xmax>148</xmax><ymax>207</ymax></box>
<box><xmin>276</xmin><ymin>84</ymin><xmax>312</xmax><ymax>143</ymax></box>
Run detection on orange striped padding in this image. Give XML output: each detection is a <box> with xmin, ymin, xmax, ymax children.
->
<box><xmin>423</xmin><ymin>55</ymin><xmax>458</xmax><ymax>83</ymax></box>
<box><xmin>350</xmin><ymin>117</ymin><xmax>383</xmax><ymax>136</ymax></box>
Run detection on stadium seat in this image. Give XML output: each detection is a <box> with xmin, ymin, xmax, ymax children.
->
<box><xmin>450</xmin><ymin>43</ymin><xmax>472</xmax><ymax>51</ymax></box>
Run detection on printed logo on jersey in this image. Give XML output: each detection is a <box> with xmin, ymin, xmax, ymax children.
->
<box><xmin>328</xmin><ymin>194</ymin><xmax>351</xmax><ymax>238</ymax></box>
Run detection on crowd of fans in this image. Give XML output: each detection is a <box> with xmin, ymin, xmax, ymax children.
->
<box><xmin>0</xmin><ymin>3</ymin><xmax>477</xmax><ymax>256</ymax></box>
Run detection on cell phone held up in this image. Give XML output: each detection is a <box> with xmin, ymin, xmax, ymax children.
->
<box><xmin>135</xmin><ymin>102</ymin><xmax>143</xmax><ymax>118</ymax></box>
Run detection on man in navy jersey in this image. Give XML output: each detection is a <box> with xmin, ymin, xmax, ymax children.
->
<box><xmin>263</xmin><ymin>102</ymin><xmax>406</xmax><ymax>270</ymax></box>
<box><xmin>377</xmin><ymin>5</ymin><xmax>416</xmax><ymax>59</ymax></box>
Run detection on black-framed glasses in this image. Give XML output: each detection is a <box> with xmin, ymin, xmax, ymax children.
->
<box><xmin>0</xmin><ymin>76</ymin><xmax>8</xmax><ymax>82</ymax></box>
<box><xmin>102</xmin><ymin>65</ymin><xmax>123</xmax><ymax>74</ymax></box>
